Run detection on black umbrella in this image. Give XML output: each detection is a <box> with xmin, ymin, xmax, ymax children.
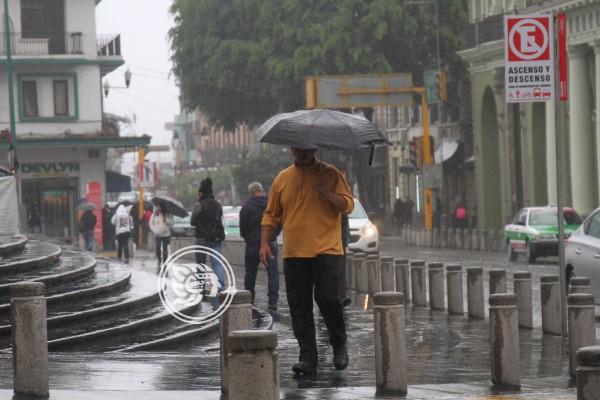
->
<box><xmin>152</xmin><ymin>196</ymin><xmax>188</xmax><ymax>218</ymax></box>
<box><xmin>256</xmin><ymin>109</ymin><xmax>390</xmax><ymax>151</ymax></box>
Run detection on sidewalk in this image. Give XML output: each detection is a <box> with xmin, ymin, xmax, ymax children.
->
<box><xmin>0</xmin><ymin>248</ymin><xmax>577</xmax><ymax>399</ymax></box>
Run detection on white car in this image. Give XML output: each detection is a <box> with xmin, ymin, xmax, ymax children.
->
<box><xmin>565</xmin><ymin>207</ymin><xmax>600</xmax><ymax>301</ymax></box>
<box><xmin>347</xmin><ymin>198</ymin><xmax>379</xmax><ymax>253</ymax></box>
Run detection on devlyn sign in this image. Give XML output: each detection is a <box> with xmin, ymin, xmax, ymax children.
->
<box><xmin>21</xmin><ymin>162</ymin><xmax>80</xmax><ymax>178</ymax></box>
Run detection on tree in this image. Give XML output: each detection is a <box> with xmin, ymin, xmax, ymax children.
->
<box><xmin>232</xmin><ymin>145</ymin><xmax>292</xmax><ymax>199</ymax></box>
<box><xmin>169</xmin><ymin>0</ymin><xmax>468</xmax><ymax>129</ymax></box>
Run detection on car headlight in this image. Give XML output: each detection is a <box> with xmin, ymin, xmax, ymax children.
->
<box><xmin>361</xmin><ymin>222</ymin><xmax>378</xmax><ymax>238</ymax></box>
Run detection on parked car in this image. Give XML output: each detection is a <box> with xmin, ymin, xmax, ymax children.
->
<box><xmin>504</xmin><ymin>206</ymin><xmax>583</xmax><ymax>263</ymax></box>
<box><xmin>171</xmin><ymin>214</ymin><xmax>194</xmax><ymax>237</ymax></box>
<box><xmin>223</xmin><ymin>212</ymin><xmax>240</xmax><ymax>238</ymax></box>
<box><xmin>566</xmin><ymin>207</ymin><xmax>600</xmax><ymax>300</ymax></box>
<box><xmin>347</xmin><ymin>198</ymin><xmax>379</xmax><ymax>253</ymax></box>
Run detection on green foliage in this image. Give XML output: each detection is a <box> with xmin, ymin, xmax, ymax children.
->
<box><xmin>232</xmin><ymin>145</ymin><xmax>292</xmax><ymax>198</ymax></box>
<box><xmin>159</xmin><ymin>168</ymin><xmax>234</xmax><ymax>210</ymax></box>
<box><xmin>169</xmin><ymin>0</ymin><xmax>468</xmax><ymax>128</ymax></box>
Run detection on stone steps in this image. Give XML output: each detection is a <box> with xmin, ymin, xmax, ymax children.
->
<box><xmin>0</xmin><ymin>241</ymin><xmax>61</xmax><ymax>274</ymax></box>
<box><xmin>0</xmin><ymin>234</ymin><xmax>27</xmax><ymax>257</ymax></box>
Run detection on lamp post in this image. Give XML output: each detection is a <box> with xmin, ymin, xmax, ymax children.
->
<box><xmin>3</xmin><ymin>0</ymin><xmax>16</xmax><ymax>151</ymax></box>
<box><xmin>103</xmin><ymin>68</ymin><xmax>132</xmax><ymax>97</ymax></box>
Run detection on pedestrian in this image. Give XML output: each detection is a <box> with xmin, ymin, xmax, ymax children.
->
<box><xmin>191</xmin><ymin>177</ymin><xmax>226</xmax><ymax>288</ymax></box>
<box><xmin>111</xmin><ymin>204</ymin><xmax>133</xmax><ymax>264</ymax></box>
<box><xmin>260</xmin><ymin>147</ymin><xmax>354</xmax><ymax>375</ymax></box>
<box><xmin>28</xmin><ymin>205</ymin><xmax>42</xmax><ymax>234</ymax></box>
<box><xmin>142</xmin><ymin>206</ymin><xmax>153</xmax><ymax>248</ymax></box>
<box><xmin>339</xmin><ymin>213</ymin><xmax>351</xmax><ymax>307</ymax></box>
<box><xmin>393</xmin><ymin>197</ymin><xmax>404</xmax><ymax>230</ymax></box>
<box><xmin>403</xmin><ymin>196</ymin><xmax>414</xmax><ymax>226</ymax></box>
<box><xmin>239</xmin><ymin>181</ymin><xmax>280</xmax><ymax>310</ymax></box>
<box><xmin>454</xmin><ymin>202</ymin><xmax>468</xmax><ymax>229</ymax></box>
<box><xmin>150</xmin><ymin>202</ymin><xmax>173</xmax><ymax>268</ymax></box>
<box><xmin>79</xmin><ymin>209</ymin><xmax>97</xmax><ymax>251</ymax></box>
<box><xmin>102</xmin><ymin>204</ymin><xmax>115</xmax><ymax>250</ymax></box>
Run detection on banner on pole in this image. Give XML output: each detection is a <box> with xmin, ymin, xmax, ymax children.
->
<box><xmin>504</xmin><ymin>14</ymin><xmax>555</xmax><ymax>103</ymax></box>
<box><xmin>0</xmin><ymin>176</ymin><xmax>19</xmax><ymax>234</ymax></box>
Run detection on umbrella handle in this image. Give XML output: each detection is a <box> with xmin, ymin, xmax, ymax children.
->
<box><xmin>368</xmin><ymin>143</ymin><xmax>375</xmax><ymax>166</ymax></box>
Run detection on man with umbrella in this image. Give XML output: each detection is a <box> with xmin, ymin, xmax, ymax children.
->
<box><xmin>260</xmin><ymin>146</ymin><xmax>354</xmax><ymax>375</ymax></box>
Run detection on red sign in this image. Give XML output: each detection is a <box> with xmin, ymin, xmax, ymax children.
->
<box><xmin>87</xmin><ymin>181</ymin><xmax>103</xmax><ymax>247</ymax></box>
<box><xmin>558</xmin><ymin>13</ymin><xmax>568</xmax><ymax>101</ymax></box>
<box><xmin>504</xmin><ymin>14</ymin><xmax>555</xmax><ymax>103</ymax></box>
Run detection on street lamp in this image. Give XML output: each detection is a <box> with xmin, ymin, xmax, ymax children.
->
<box><xmin>103</xmin><ymin>67</ymin><xmax>132</xmax><ymax>97</ymax></box>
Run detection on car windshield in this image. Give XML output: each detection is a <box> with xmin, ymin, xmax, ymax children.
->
<box><xmin>348</xmin><ymin>199</ymin><xmax>367</xmax><ymax>219</ymax></box>
<box><xmin>529</xmin><ymin>209</ymin><xmax>583</xmax><ymax>226</ymax></box>
<box><xmin>223</xmin><ymin>214</ymin><xmax>239</xmax><ymax>227</ymax></box>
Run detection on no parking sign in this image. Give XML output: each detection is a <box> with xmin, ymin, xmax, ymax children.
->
<box><xmin>504</xmin><ymin>15</ymin><xmax>555</xmax><ymax>103</ymax></box>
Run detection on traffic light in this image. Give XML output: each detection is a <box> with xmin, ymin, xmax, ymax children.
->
<box><xmin>438</xmin><ymin>66</ymin><xmax>448</xmax><ymax>102</ymax></box>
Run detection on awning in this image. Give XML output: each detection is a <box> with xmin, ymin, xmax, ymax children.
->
<box><xmin>434</xmin><ymin>138</ymin><xmax>460</xmax><ymax>164</ymax></box>
<box><xmin>106</xmin><ymin>171</ymin><xmax>132</xmax><ymax>193</ymax></box>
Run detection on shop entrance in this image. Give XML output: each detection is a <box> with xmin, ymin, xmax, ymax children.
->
<box><xmin>23</xmin><ymin>178</ymin><xmax>79</xmax><ymax>238</ymax></box>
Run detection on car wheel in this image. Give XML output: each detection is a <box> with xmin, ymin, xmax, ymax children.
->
<box><xmin>507</xmin><ymin>240</ymin><xmax>518</xmax><ymax>262</ymax></box>
<box><xmin>526</xmin><ymin>241</ymin><xmax>537</xmax><ymax>264</ymax></box>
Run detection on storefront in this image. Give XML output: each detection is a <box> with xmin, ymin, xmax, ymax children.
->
<box><xmin>1</xmin><ymin>135</ymin><xmax>150</xmax><ymax>240</ymax></box>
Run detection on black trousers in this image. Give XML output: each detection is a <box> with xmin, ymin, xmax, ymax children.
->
<box><xmin>284</xmin><ymin>254</ymin><xmax>347</xmax><ymax>364</ymax></box>
<box><xmin>117</xmin><ymin>232</ymin><xmax>130</xmax><ymax>260</ymax></box>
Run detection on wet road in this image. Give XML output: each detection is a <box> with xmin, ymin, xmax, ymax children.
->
<box><xmin>0</xmin><ymin>241</ymin><xmax>589</xmax><ymax>397</ymax></box>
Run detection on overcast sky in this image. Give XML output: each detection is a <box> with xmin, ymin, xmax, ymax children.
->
<box><xmin>96</xmin><ymin>0</ymin><xmax>179</xmax><ymax>172</ymax></box>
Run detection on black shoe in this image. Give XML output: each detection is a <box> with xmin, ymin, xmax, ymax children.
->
<box><xmin>341</xmin><ymin>298</ymin><xmax>351</xmax><ymax>307</ymax></box>
<box><xmin>292</xmin><ymin>361</ymin><xmax>316</xmax><ymax>375</ymax></box>
<box><xmin>268</xmin><ymin>304</ymin><xmax>278</xmax><ymax>311</ymax></box>
<box><xmin>333</xmin><ymin>345</ymin><xmax>349</xmax><ymax>370</ymax></box>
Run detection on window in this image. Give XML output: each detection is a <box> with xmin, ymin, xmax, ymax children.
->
<box><xmin>22</xmin><ymin>81</ymin><xmax>39</xmax><ymax>117</ymax></box>
<box><xmin>586</xmin><ymin>212</ymin><xmax>600</xmax><ymax>239</ymax></box>
<box><xmin>53</xmin><ymin>80</ymin><xmax>69</xmax><ymax>116</ymax></box>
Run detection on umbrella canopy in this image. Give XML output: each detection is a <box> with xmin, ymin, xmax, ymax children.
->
<box><xmin>78</xmin><ymin>202</ymin><xmax>97</xmax><ymax>211</ymax></box>
<box><xmin>152</xmin><ymin>196</ymin><xmax>188</xmax><ymax>218</ymax></box>
<box><xmin>256</xmin><ymin>109</ymin><xmax>390</xmax><ymax>150</ymax></box>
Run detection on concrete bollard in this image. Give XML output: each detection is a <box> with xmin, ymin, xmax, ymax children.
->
<box><xmin>569</xmin><ymin>277</ymin><xmax>592</xmax><ymax>294</ymax></box>
<box><xmin>346</xmin><ymin>252</ymin><xmax>355</xmax><ymax>292</ymax></box>
<box><xmin>410</xmin><ymin>260</ymin><xmax>427</xmax><ymax>306</ymax></box>
<box><xmin>576</xmin><ymin>346</ymin><xmax>600</xmax><ymax>400</ymax></box>
<box><xmin>220</xmin><ymin>290</ymin><xmax>253</xmax><ymax>394</ymax></box>
<box><xmin>373</xmin><ymin>292</ymin><xmax>407</xmax><ymax>396</ymax></box>
<box><xmin>394</xmin><ymin>259</ymin><xmax>410</xmax><ymax>305</ymax></box>
<box><xmin>446</xmin><ymin>265</ymin><xmax>464</xmax><ymax>315</ymax></box>
<box><xmin>380</xmin><ymin>256</ymin><xmax>395</xmax><ymax>292</ymax></box>
<box><xmin>447</xmin><ymin>228</ymin><xmax>455</xmax><ymax>248</ymax></box>
<box><xmin>480</xmin><ymin>230</ymin><xmax>489</xmax><ymax>252</ymax></box>
<box><xmin>367</xmin><ymin>254</ymin><xmax>382</xmax><ymax>294</ymax></box>
<box><xmin>489</xmin><ymin>269</ymin><xmax>507</xmax><ymax>295</ymax></box>
<box><xmin>489</xmin><ymin>293</ymin><xmax>521</xmax><ymax>388</ymax></box>
<box><xmin>428</xmin><ymin>262</ymin><xmax>445</xmax><ymax>311</ymax></box>
<box><xmin>467</xmin><ymin>267</ymin><xmax>485</xmax><ymax>319</ymax></box>
<box><xmin>471</xmin><ymin>229</ymin><xmax>480</xmax><ymax>251</ymax></box>
<box><xmin>354</xmin><ymin>253</ymin><xmax>368</xmax><ymax>293</ymax></box>
<box><xmin>513</xmin><ymin>271</ymin><xmax>533</xmax><ymax>329</ymax></box>
<box><xmin>540</xmin><ymin>275</ymin><xmax>562</xmax><ymax>336</ymax></box>
<box><xmin>432</xmin><ymin>228</ymin><xmax>440</xmax><ymax>248</ymax></box>
<box><xmin>228</xmin><ymin>330</ymin><xmax>279</xmax><ymax>400</ymax></box>
<box><xmin>464</xmin><ymin>228</ymin><xmax>472</xmax><ymax>250</ymax></box>
<box><xmin>568</xmin><ymin>294</ymin><xmax>597</xmax><ymax>377</ymax></box>
<box><xmin>441</xmin><ymin>228</ymin><xmax>448</xmax><ymax>248</ymax></box>
<box><xmin>10</xmin><ymin>282</ymin><xmax>49</xmax><ymax>398</ymax></box>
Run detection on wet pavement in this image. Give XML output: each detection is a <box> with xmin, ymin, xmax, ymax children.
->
<box><xmin>0</xmin><ymin>240</ymin><xmax>590</xmax><ymax>398</ymax></box>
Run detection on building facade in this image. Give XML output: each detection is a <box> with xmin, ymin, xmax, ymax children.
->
<box><xmin>460</xmin><ymin>0</ymin><xmax>600</xmax><ymax>229</ymax></box>
<box><xmin>0</xmin><ymin>0</ymin><xmax>149</xmax><ymax>239</ymax></box>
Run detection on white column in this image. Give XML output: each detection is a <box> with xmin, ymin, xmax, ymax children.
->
<box><xmin>546</xmin><ymin>101</ymin><xmax>557</xmax><ymax>204</ymax></box>
<box><xmin>594</xmin><ymin>41</ymin><xmax>600</xmax><ymax>204</ymax></box>
<box><xmin>568</xmin><ymin>46</ymin><xmax>596</xmax><ymax>214</ymax></box>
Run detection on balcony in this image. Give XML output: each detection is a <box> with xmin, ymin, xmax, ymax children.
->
<box><xmin>0</xmin><ymin>32</ymin><xmax>122</xmax><ymax>58</ymax></box>
<box><xmin>464</xmin><ymin>14</ymin><xmax>504</xmax><ymax>49</ymax></box>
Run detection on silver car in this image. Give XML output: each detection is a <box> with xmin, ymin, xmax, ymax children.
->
<box><xmin>565</xmin><ymin>207</ymin><xmax>600</xmax><ymax>301</ymax></box>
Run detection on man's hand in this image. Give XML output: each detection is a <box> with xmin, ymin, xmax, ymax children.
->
<box><xmin>259</xmin><ymin>243</ymin><xmax>273</xmax><ymax>267</ymax></box>
<box><xmin>314</xmin><ymin>181</ymin><xmax>330</xmax><ymax>199</ymax></box>
<box><xmin>315</xmin><ymin>180</ymin><xmax>347</xmax><ymax>214</ymax></box>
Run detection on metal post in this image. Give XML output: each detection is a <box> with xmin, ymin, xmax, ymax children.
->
<box><xmin>3</xmin><ymin>0</ymin><xmax>16</xmax><ymax>143</ymax></box>
<box><xmin>421</xmin><ymin>94</ymin><xmax>433</xmax><ymax>230</ymax></box>
<box><xmin>554</xmin><ymin>13</ymin><xmax>568</xmax><ymax>337</ymax></box>
<box><xmin>138</xmin><ymin>147</ymin><xmax>145</xmax><ymax>249</ymax></box>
